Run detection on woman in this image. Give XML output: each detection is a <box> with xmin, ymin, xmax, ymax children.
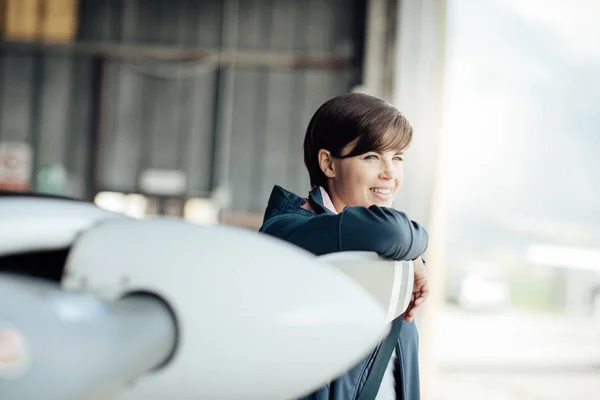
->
<box><xmin>259</xmin><ymin>93</ymin><xmax>429</xmax><ymax>400</ymax></box>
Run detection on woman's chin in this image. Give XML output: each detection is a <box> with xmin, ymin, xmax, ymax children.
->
<box><xmin>380</xmin><ymin>201</ymin><xmax>394</xmax><ymax>208</ymax></box>
<box><xmin>368</xmin><ymin>198</ymin><xmax>394</xmax><ymax>208</ymax></box>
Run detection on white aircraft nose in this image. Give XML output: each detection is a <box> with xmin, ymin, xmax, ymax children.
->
<box><xmin>62</xmin><ymin>219</ymin><xmax>387</xmax><ymax>400</ymax></box>
<box><xmin>0</xmin><ymin>196</ymin><xmax>125</xmax><ymax>257</ymax></box>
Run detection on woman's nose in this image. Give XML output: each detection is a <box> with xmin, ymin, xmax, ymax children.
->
<box><xmin>379</xmin><ymin>160</ymin><xmax>395</xmax><ymax>180</ymax></box>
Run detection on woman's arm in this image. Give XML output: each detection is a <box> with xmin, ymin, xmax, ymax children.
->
<box><xmin>260</xmin><ymin>206</ymin><xmax>428</xmax><ymax>261</ymax></box>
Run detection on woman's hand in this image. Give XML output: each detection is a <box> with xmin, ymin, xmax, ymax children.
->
<box><xmin>403</xmin><ymin>257</ymin><xmax>429</xmax><ymax>323</ymax></box>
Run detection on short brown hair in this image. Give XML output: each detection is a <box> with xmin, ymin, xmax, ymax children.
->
<box><xmin>303</xmin><ymin>93</ymin><xmax>413</xmax><ymax>188</ymax></box>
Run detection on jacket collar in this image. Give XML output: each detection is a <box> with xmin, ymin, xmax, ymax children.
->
<box><xmin>263</xmin><ymin>185</ymin><xmax>336</xmax><ymax>222</ymax></box>
<box><xmin>307</xmin><ymin>186</ymin><xmax>336</xmax><ymax>215</ymax></box>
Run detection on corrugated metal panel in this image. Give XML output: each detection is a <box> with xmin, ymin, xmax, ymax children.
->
<box><xmin>85</xmin><ymin>0</ymin><xmax>361</xmax><ymax>210</ymax></box>
<box><xmin>226</xmin><ymin>0</ymin><xmax>359</xmax><ymax>211</ymax></box>
<box><xmin>0</xmin><ymin>0</ymin><xmax>364</xmax><ymax>212</ymax></box>
<box><xmin>65</xmin><ymin>56</ymin><xmax>94</xmax><ymax>197</ymax></box>
<box><xmin>0</xmin><ymin>48</ymin><xmax>92</xmax><ymax>198</ymax></box>
<box><xmin>85</xmin><ymin>0</ymin><xmax>224</xmax><ymax>196</ymax></box>
<box><xmin>36</xmin><ymin>56</ymin><xmax>73</xmax><ymax>173</ymax></box>
<box><xmin>0</xmin><ymin>53</ymin><xmax>35</xmax><ymax>144</ymax></box>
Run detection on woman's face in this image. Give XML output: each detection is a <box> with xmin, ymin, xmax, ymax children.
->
<box><xmin>320</xmin><ymin>147</ymin><xmax>405</xmax><ymax>210</ymax></box>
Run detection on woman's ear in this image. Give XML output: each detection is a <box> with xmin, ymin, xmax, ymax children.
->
<box><xmin>318</xmin><ymin>149</ymin><xmax>336</xmax><ymax>178</ymax></box>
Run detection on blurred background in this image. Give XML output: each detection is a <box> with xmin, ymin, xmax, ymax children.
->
<box><xmin>0</xmin><ymin>0</ymin><xmax>598</xmax><ymax>399</ymax></box>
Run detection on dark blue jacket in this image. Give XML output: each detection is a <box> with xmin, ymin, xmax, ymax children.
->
<box><xmin>259</xmin><ymin>185</ymin><xmax>429</xmax><ymax>400</ymax></box>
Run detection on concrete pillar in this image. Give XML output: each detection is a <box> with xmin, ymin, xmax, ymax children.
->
<box><xmin>391</xmin><ymin>1</ymin><xmax>448</xmax><ymax>399</ymax></box>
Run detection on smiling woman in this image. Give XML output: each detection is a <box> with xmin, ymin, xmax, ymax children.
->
<box><xmin>303</xmin><ymin>93</ymin><xmax>411</xmax><ymax>213</ymax></box>
<box><xmin>259</xmin><ymin>93</ymin><xmax>429</xmax><ymax>400</ymax></box>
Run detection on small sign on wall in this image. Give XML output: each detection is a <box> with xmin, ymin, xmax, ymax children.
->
<box><xmin>139</xmin><ymin>169</ymin><xmax>187</xmax><ymax>196</ymax></box>
<box><xmin>0</xmin><ymin>142</ymin><xmax>32</xmax><ymax>191</ymax></box>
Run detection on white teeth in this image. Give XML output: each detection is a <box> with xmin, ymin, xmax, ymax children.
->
<box><xmin>371</xmin><ymin>188</ymin><xmax>392</xmax><ymax>195</ymax></box>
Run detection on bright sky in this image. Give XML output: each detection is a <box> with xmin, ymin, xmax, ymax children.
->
<box><xmin>441</xmin><ymin>0</ymin><xmax>600</xmax><ymax>246</ymax></box>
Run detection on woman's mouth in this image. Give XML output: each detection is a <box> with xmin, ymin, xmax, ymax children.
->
<box><xmin>370</xmin><ymin>187</ymin><xmax>393</xmax><ymax>199</ymax></box>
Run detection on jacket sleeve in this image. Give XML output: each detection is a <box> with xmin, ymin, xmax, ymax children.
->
<box><xmin>260</xmin><ymin>206</ymin><xmax>428</xmax><ymax>261</ymax></box>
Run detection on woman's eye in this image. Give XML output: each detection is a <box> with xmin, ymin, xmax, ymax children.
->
<box><xmin>364</xmin><ymin>155</ymin><xmax>379</xmax><ymax>160</ymax></box>
<box><xmin>393</xmin><ymin>156</ymin><xmax>404</xmax><ymax>162</ymax></box>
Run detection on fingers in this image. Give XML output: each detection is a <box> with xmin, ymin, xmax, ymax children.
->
<box><xmin>415</xmin><ymin>286</ymin><xmax>429</xmax><ymax>303</ymax></box>
<box><xmin>403</xmin><ymin>293</ymin><xmax>427</xmax><ymax>323</ymax></box>
<box><xmin>403</xmin><ymin>305</ymin><xmax>415</xmax><ymax>322</ymax></box>
<box><xmin>402</xmin><ymin>299</ymin><xmax>419</xmax><ymax>323</ymax></box>
<box><xmin>402</xmin><ymin>274</ymin><xmax>431</xmax><ymax>323</ymax></box>
<box><xmin>403</xmin><ymin>306</ymin><xmax>417</xmax><ymax>323</ymax></box>
<box><xmin>402</xmin><ymin>301</ymin><xmax>414</xmax><ymax>323</ymax></box>
<box><xmin>421</xmin><ymin>283</ymin><xmax>430</xmax><ymax>297</ymax></box>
